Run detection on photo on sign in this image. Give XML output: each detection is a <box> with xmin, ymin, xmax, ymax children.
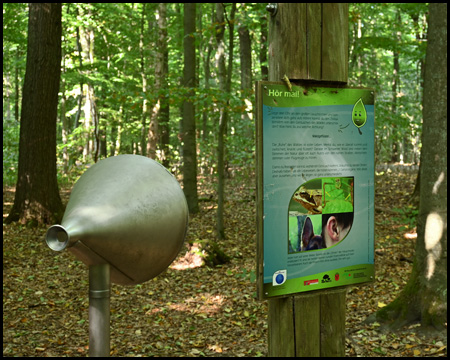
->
<box><xmin>288</xmin><ymin>177</ymin><xmax>354</xmax><ymax>254</ymax></box>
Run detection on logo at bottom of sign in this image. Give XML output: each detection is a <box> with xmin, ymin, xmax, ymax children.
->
<box><xmin>272</xmin><ymin>270</ymin><xmax>287</xmax><ymax>286</ymax></box>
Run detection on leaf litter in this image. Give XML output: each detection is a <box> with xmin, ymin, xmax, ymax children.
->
<box><xmin>3</xmin><ymin>171</ymin><xmax>447</xmax><ymax>356</ymax></box>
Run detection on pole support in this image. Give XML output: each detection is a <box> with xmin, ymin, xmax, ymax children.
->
<box><xmin>89</xmin><ymin>263</ymin><xmax>110</xmax><ymax>357</ymax></box>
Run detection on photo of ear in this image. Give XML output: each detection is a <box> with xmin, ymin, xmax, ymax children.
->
<box><xmin>321</xmin><ymin>212</ymin><xmax>354</xmax><ymax>248</ymax></box>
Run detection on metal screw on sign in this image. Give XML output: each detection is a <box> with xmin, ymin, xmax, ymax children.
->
<box><xmin>266</xmin><ymin>3</ymin><xmax>278</xmax><ymax>16</ymax></box>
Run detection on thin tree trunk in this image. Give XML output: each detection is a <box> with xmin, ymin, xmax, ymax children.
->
<box><xmin>140</xmin><ymin>3</ymin><xmax>148</xmax><ymax>156</ymax></box>
<box><xmin>238</xmin><ymin>5</ymin><xmax>253</xmax><ymax>149</ymax></box>
<box><xmin>259</xmin><ymin>14</ymin><xmax>268</xmax><ymax>81</ymax></box>
<box><xmin>182</xmin><ymin>3</ymin><xmax>199</xmax><ymax>213</ymax></box>
<box><xmin>215</xmin><ymin>3</ymin><xmax>227</xmax><ymax>239</ymax></box>
<box><xmin>80</xmin><ymin>5</ymin><xmax>96</xmax><ymax>162</ymax></box>
<box><xmin>157</xmin><ymin>3</ymin><xmax>170</xmax><ymax>168</ymax></box>
<box><xmin>215</xmin><ymin>3</ymin><xmax>236</xmax><ymax>240</ymax></box>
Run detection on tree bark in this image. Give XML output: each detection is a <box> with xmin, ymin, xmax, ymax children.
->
<box><xmin>157</xmin><ymin>3</ymin><xmax>170</xmax><ymax>168</ymax></box>
<box><xmin>238</xmin><ymin>11</ymin><xmax>252</xmax><ymax>91</ymax></box>
<box><xmin>140</xmin><ymin>3</ymin><xmax>148</xmax><ymax>157</ymax></box>
<box><xmin>147</xmin><ymin>30</ymin><xmax>159</xmax><ymax>160</ymax></box>
<box><xmin>259</xmin><ymin>13</ymin><xmax>268</xmax><ymax>81</ymax></box>
<box><xmin>182</xmin><ymin>3</ymin><xmax>199</xmax><ymax>213</ymax></box>
<box><xmin>6</xmin><ymin>3</ymin><xmax>64</xmax><ymax>225</ymax></box>
<box><xmin>390</xmin><ymin>11</ymin><xmax>401</xmax><ymax>163</ymax></box>
<box><xmin>237</xmin><ymin>5</ymin><xmax>254</xmax><ymax>158</ymax></box>
<box><xmin>147</xmin><ymin>3</ymin><xmax>169</xmax><ymax>162</ymax></box>
<box><xmin>215</xmin><ymin>3</ymin><xmax>227</xmax><ymax>239</ymax></box>
<box><xmin>215</xmin><ymin>3</ymin><xmax>236</xmax><ymax>240</ymax></box>
<box><xmin>371</xmin><ymin>2</ymin><xmax>447</xmax><ymax>331</ymax></box>
<box><xmin>79</xmin><ymin>5</ymin><xmax>96</xmax><ymax>162</ymax></box>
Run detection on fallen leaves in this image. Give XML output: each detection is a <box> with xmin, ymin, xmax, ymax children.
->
<box><xmin>3</xmin><ymin>172</ymin><xmax>447</xmax><ymax>357</ymax></box>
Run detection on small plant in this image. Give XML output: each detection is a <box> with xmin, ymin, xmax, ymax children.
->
<box><xmin>392</xmin><ymin>205</ymin><xmax>418</xmax><ymax>230</ymax></box>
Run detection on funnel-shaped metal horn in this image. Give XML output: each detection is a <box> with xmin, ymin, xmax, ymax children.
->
<box><xmin>45</xmin><ymin>155</ymin><xmax>188</xmax><ymax>285</ymax></box>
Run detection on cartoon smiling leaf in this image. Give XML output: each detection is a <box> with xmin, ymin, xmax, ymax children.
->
<box><xmin>352</xmin><ymin>98</ymin><xmax>367</xmax><ymax>134</ymax></box>
<box><xmin>352</xmin><ymin>98</ymin><xmax>367</xmax><ymax>127</ymax></box>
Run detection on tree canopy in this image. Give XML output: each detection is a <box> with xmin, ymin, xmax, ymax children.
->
<box><xmin>3</xmin><ymin>3</ymin><xmax>429</xmax><ymax>186</ymax></box>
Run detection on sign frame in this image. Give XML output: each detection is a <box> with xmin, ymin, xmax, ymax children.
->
<box><xmin>256</xmin><ymin>81</ymin><xmax>375</xmax><ymax>300</ymax></box>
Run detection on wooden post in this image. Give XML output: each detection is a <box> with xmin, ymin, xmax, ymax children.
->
<box><xmin>267</xmin><ymin>3</ymin><xmax>348</xmax><ymax>357</ymax></box>
<box><xmin>268</xmin><ymin>3</ymin><xmax>348</xmax><ymax>83</ymax></box>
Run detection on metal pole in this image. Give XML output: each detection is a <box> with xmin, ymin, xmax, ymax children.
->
<box><xmin>89</xmin><ymin>263</ymin><xmax>110</xmax><ymax>357</ymax></box>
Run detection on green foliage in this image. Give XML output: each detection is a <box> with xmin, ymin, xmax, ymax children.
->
<box><xmin>3</xmin><ymin>4</ymin><xmax>28</xmax><ymax>186</ymax></box>
<box><xmin>234</xmin><ymin>268</ymin><xmax>256</xmax><ymax>283</ymax></box>
<box><xmin>391</xmin><ymin>205</ymin><xmax>419</xmax><ymax>230</ymax></box>
<box><xmin>3</xmin><ymin>3</ymin><xmax>428</xmax><ymax>187</ymax></box>
<box><xmin>324</xmin><ymin>200</ymin><xmax>353</xmax><ymax>214</ymax></box>
<box><xmin>349</xmin><ymin>3</ymin><xmax>427</xmax><ymax>164</ymax></box>
<box><xmin>2</xmin><ymin>118</ymin><xmax>20</xmax><ymax>186</ymax></box>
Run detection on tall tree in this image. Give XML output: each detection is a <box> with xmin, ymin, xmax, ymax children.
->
<box><xmin>259</xmin><ymin>12</ymin><xmax>268</xmax><ymax>81</ymax></box>
<box><xmin>371</xmin><ymin>2</ymin><xmax>447</xmax><ymax>331</ymax></box>
<box><xmin>79</xmin><ymin>5</ymin><xmax>97</xmax><ymax>162</ymax></box>
<box><xmin>157</xmin><ymin>3</ymin><xmax>170</xmax><ymax>168</ymax></box>
<box><xmin>147</xmin><ymin>10</ymin><xmax>159</xmax><ymax>160</ymax></box>
<box><xmin>237</xmin><ymin>4</ymin><xmax>254</xmax><ymax>159</ymax></box>
<box><xmin>140</xmin><ymin>3</ymin><xmax>149</xmax><ymax>157</ymax></box>
<box><xmin>238</xmin><ymin>5</ymin><xmax>252</xmax><ymax>91</ymax></box>
<box><xmin>390</xmin><ymin>11</ymin><xmax>401</xmax><ymax>163</ymax></box>
<box><xmin>198</xmin><ymin>3</ymin><xmax>214</xmax><ymax>146</ymax></box>
<box><xmin>5</xmin><ymin>3</ymin><xmax>64</xmax><ymax>225</ymax></box>
<box><xmin>147</xmin><ymin>3</ymin><xmax>169</xmax><ymax>163</ymax></box>
<box><xmin>214</xmin><ymin>3</ymin><xmax>227</xmax><ymax>239</ymax></box>
<box><xmin>182</xmin><ymin>3</ymin><xmax>199</xmax><ymax>213</ymax></box>
<box><xmin>215</xmin><ymin>3</ymin><xmax>236</xmax><ymax>240</ymax></box>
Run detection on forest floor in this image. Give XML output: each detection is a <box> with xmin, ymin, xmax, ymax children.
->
<box><xmin>3</xmin><ymin>170</ymin><xmax>447</xmax><ymax>357</ymax></box>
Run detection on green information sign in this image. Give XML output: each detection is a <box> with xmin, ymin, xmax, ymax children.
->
<box><xmin>256</xmin><ymin>81</ymin><xmax>375</xmax><ymax>299</ymax></box>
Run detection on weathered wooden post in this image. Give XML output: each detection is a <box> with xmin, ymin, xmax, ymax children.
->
<box><xmin>267</xmin><ymin>3</ymin><xmax>348</xmax><ymax>357</ymax></box>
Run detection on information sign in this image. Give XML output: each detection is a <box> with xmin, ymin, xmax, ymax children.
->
<box><xmin>256</xmin><ymin>81</ymin><xmax>375</xmax><ymax>299</ymax></box>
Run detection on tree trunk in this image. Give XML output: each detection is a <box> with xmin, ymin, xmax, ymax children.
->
<box><xmin>60</xmin><ymin>37</ymin><xmax>69</xmax><ymax>173</ymax></box>
<box><xmin>182</xmin><ymin>3</ymin><xmax>199</xmax><ymax>213</ymax></box>
<box><xmin>238</xmin><ymin>12</ymin><xmax>252</xmax><ymax>90</ymax></box>
<box><xmin>215</xmin><ymin>3</ymin><xmax>227</xmax><ymax>239</ymax></box>
<box><xmin>74</xmin><ymin>16</ymin><xmax>84</xmax><ymax>134</ymax></box>
<box><xmin>140</xmin><ymin>3</ymin><xmax>148</xmax><ymax>157</ymax></box>
<box><xmin>14</xmin><ymin>48</ymin><xmax>21</xmax><ymax>122</ymax></box>
<box><xmin>215</xmin><ymin>3</ymin><xmax>236</xmax><ymax>241</ymax></box>
<box><xmin>5</xmin><ymin>3</ymin><xmax>64</xmax><ymax>225</ymax></box>
<box><xmin>200</xmin><ymin>4</ymin><xmax>214</xmax><ymax>153</ymax></box>
<box><xmin>238</xmin><ymin>6</ymin><xmax>254</xmax><ymax>154</ymax></box>
<box><xmin>157</xmin><ymin>3</ymin><xmax>170</xmax><ymax>168</ymax></box>
<box><xmin>147</xmin><ymin>4</ymin><xmax>167</xmax><ymax>160</ymax></box>
<box><xmin>371</xmin><ymin>3</ymin><xmax>447</xmax><ymax>331</ymax></box>
<box><xmin>80</xmin><ymin>5</ymin><xmax>96</xmax><ymax>162</ymax></box>
<box><xmin>259</xmin><ymin>13</ymin><xmax>268</xmax><ymax>81</ymax></box>
<box><xmin>390</xmin><ymin>11</ymin><xmax>401</xmax><ymax>163</ymax></box>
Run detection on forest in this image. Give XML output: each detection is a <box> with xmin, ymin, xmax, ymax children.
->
<box><xmin>3</xmin><ymin>3</ymin><xmax>447</xmax><ymax>357</ymax></box>
<box><xmin>2</xmin><ymin>3</ymin><xmax>429</xmax><ymax>186</ymax></box>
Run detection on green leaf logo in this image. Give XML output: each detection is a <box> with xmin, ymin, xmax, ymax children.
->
<box><xmin>352</xmin><ymin>98</ymin><xmax>367</xmax><ymax>128</ymax></box>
